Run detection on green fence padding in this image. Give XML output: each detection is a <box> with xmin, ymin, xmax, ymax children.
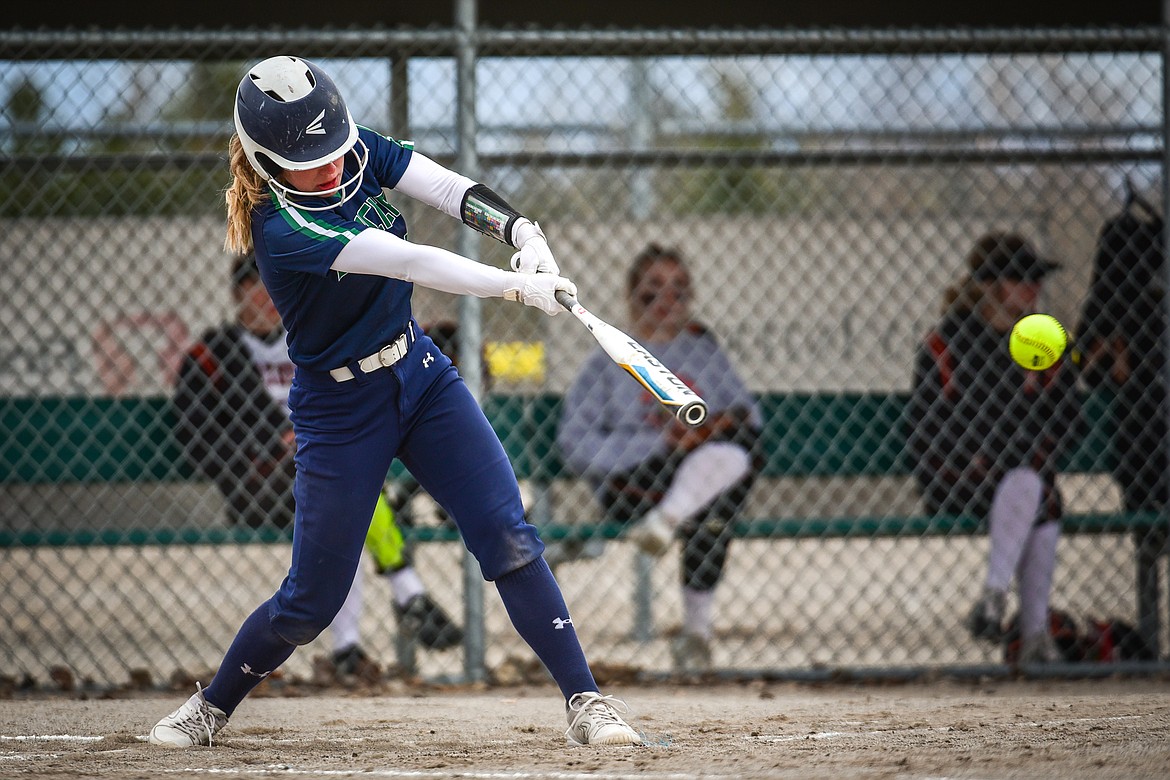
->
<box><xmin>0</xmin><ymin>389</ymin><xmax>1122</xmax><ymax>485</ymax></box>
<box><xmin>0</xmin><ymin>396</ymin><xmax>188</xmax><ymax>483</ymax></box>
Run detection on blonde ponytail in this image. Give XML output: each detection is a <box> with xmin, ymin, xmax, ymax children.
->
<box><xmin>224</xmin><ymin>135</ymin><xmax>269</xmax><ymax>255</ymax></box>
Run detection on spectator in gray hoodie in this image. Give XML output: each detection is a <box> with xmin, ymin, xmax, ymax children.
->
<box><xmin>557</xmin><ymin>243</ymin><xmax>761</xmax><ymax>673</ymax></box>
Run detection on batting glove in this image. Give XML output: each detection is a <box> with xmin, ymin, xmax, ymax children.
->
<box><xmin>503</xmin><ymin>272</ymin><xmax>576</xmax><ymax>316</ymax></box>
<box><xmin>509</xmin><ymin>219</ymin><xmax>560</xmax><ymax>275</ymax></box>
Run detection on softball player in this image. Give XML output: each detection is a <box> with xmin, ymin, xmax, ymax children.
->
<box><xmin>905</xmin><ymin>234</ymin><xmax>1081</xmax><ymax>664</ymax></box>
<box><xmin>149</xmin><ymin>55</ymin><xmax>640</xmax><ymax>747</ymax></box>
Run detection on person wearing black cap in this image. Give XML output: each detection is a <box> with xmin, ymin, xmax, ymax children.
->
<box><xmin>905</xmin><ymin>232</ymin><xmax>1082</xmax><ymax>664</ymax></box>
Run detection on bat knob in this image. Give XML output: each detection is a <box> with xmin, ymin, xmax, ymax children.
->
<box><xmin>678</xmin><ymin>401</ymin><xmax>709</xmax><ymax>428</ymax></box>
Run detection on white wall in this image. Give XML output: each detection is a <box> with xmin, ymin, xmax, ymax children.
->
<box><xmin>0</xmin><ymin>209</ymin><xmax>1102</xmax><ymax>397</ymax></box>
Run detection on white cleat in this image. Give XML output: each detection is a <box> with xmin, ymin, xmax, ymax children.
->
<box><xmin>671</xmin><ymin>632</ymin><xmax>713</xmax><ymax>673</ymax></box>
<box><xmin>148</xmin><ymin>683</ymin><xmax>228</xmax><ymax>747</ymax></box>
<box><xmin>565</xmin><ymin>692</ymin><xmax>642</xmax><ymax>746</ymax></box>
<box><xmin>624</xmin><ymin>510</ymin><xmax>674</xmax><ymax>557</ymax></box>
<box><xmin>1018</xmin><ymin>632</ymin><xmax>1063</xmax><ymax>664</ymax></box>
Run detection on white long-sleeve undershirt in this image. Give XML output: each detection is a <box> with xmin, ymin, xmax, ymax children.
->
<box><xmin>331</xmin><ymin>229</ymin><xmax>512</xmax><ymax>299</ymax></box>
<box><xmin>329</xmin><ymin>151</ymin><xmax>513</xmax><ymax>297</ymax></box>
<box><xmin>391</xmin><ymin>151</ymin><xmax>476</xmax><ymax>220</ymax></box>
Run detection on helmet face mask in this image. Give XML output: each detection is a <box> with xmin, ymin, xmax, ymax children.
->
<box><xmin>268</xmin><ymin>137</ymin><xmax>370</xmax><ymax>212</ymax></box>
<box><xmin>234</xmin><ymin>56</ymin><xmax>368</xmax><ymax>209</ymax></box>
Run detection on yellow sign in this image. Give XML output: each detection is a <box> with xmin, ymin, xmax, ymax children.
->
<box><xmin>485</xmin><ymin>341</ymin><xmax>546</xmax><ymax>383</ymax></box>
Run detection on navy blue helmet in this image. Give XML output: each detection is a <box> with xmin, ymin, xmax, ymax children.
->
<box><xmin>234</xmin><ymin>56</ymin><xmax>368</xmax><ymax>206</ymax></box>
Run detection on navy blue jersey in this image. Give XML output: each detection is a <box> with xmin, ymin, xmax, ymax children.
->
<box><xmin>251</xmin><ymin>127</ymin><xmax>414</xmax><ymax>371</ymax></box>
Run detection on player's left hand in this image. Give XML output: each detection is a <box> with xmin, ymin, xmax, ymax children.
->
<box><xmin>503</xmin><ymin>272</ymin><xmax>576</xmax><ymax>316</ymax></box>
<box><xmin>510</xmin><ymin>220</ymin><xmax>560</xmax><ymax>275</ymax></box>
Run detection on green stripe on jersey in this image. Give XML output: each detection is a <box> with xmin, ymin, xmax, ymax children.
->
<box><xmin>276</xmin><ymin>204</ymin><xmax>362</xmax><ymax>245</ymax></box>
<box><xmin>359</xmin><ymin>124</ymin><xmax>413</xmax><ymax>150</ymax></box>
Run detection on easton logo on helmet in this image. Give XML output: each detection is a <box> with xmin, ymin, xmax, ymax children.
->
<box><xmin>305</xmin><ymin>109</ymin><xmax>326</xmax><ymax>135</ymax></box>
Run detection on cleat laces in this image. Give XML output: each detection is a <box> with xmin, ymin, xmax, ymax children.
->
<box><xmin>192</xmin><ymin>683</ymin><xmax>218</xmax><ymax>747</ymax></box>
<box><xmin>566</xmin><ymin>692</ymin><xmax>637</xmax><ymax>744</ymax></box>
<box><xmin>168</xmin><ymin>682</ymin><xmax>225</xmax><ymax>747</ymax></box>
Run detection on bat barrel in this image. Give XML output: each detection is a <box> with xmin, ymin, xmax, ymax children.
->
<box><xmin>677</xmin><ymin>400</ymin><xmax>709</xmax><ymax>427</ymax></box>
<box><xmin>558</xmin><ymin>289</ymin><xmax>705</xmax><ymax>426</ymax></box>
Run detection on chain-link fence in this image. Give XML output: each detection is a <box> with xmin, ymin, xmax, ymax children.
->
<box><xmin>2</xmin><ymin>26</ymin><xmax>1168</xmax><ymax>690</ymax></box>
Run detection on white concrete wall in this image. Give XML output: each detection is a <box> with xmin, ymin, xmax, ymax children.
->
<box><xmin>0</xmin><ymin>207</ymin><xmax>1102</xmax><ymax>397</ymax></box>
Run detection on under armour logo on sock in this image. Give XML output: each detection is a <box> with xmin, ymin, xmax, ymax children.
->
<box><xmin>240</xmin><ymin>663</ymin><xmax>271</xmax><ymax>678</ymax></box>
<box><xmin>553</xmin><ymin>617</ymin><xmax>573</xmax><ymax>630</ymax></box>
<box><xmin>422</xmin><ymin>352</ymin><xmax>434</xmax><ymax>367</ymax></box>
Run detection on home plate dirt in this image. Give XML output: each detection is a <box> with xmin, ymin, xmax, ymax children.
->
<box><xmin>0</xmin><ymin>678</ymin><xmax>1167</xmax><ymax>779</ymax></box>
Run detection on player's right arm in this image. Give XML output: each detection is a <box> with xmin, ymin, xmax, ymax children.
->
<box><xmin>330</xmin><ymin>229</ymin><xmax>573</xmax><ymax>316</ymax></box>
<box><xmin>392</xmin><ymin>149</ymin><xmax>558</xmax><ymax>274</ymax></box>
<box><xmin>263</xmin><ymin>184</ymin><xmax>573</xmax><ymax>316</ymax></box>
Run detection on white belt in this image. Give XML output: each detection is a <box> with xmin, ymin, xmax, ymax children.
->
<box><xmin>329</xmin><ymin>328</ymin><xmax>412</xmax><ymax>383</ymax></box>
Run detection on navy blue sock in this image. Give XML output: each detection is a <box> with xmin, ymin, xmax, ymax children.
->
<box><xmin>494</xmin><ymin>557</ymin><xmax>598</xmax><ymax>701</ymax></box>
<box><xmin>203</xmin><ymin>598</ymin><xmax>297</xmax><ymax>716</ymax></box>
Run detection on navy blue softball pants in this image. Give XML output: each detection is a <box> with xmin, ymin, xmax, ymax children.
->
<box><xmin>272</xmin><ymin>328</ymin><xmax>544</xmax><ymax>645</ymax></box>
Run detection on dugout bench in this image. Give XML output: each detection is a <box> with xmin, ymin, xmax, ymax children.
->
<box><xmin>2</xmin><ymin>390</ymin><xmax>1167</xmax><ymax>658</ymax></box>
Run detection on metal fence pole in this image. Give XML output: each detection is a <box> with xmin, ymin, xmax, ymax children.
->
<box><xmin>455</xmin><ymin>0</ymin><xmax>487</xmax><ymax>684</ymax></box>
<box><xmin>1149</xmin><ymin>0</ymin><xmax>1170</xmax><ymax>660</ymax></box>
<box><xmin>627</xmin><ymin>57</ymin><xmax>658</xmax><ymax>643</ymax></box>
<box><xmin>387</xmin><ymin>49</ymin><xmax>422</xmax><ymax>676</ymax></box>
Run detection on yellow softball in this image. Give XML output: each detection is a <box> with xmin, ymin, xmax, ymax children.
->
<box><xmin>1009</xmin><ymin>314</ymin><xmax>1067</xmax><ymax>371</ymax></box>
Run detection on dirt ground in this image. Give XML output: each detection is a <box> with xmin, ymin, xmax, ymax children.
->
<box><xmin>1</xmin><ymin>678</ymin><xmax>1167</xmax><ymax>779</ymax></box>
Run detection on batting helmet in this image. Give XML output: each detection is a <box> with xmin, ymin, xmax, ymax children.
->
<box><xmin>233</xmin><ymin>55</ymin><xmax>368</xmax><ymax>208</ymax></box>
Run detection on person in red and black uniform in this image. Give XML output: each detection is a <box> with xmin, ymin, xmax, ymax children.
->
<box><xmin>174</xmin><ymin>256</ymin><xmax>297</xmax><ymax>529</ymax></box>
<box><xmin>906</xmin><ymin>233</ymin><xmax>1082</xmax><ymax>663</ymax></box>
